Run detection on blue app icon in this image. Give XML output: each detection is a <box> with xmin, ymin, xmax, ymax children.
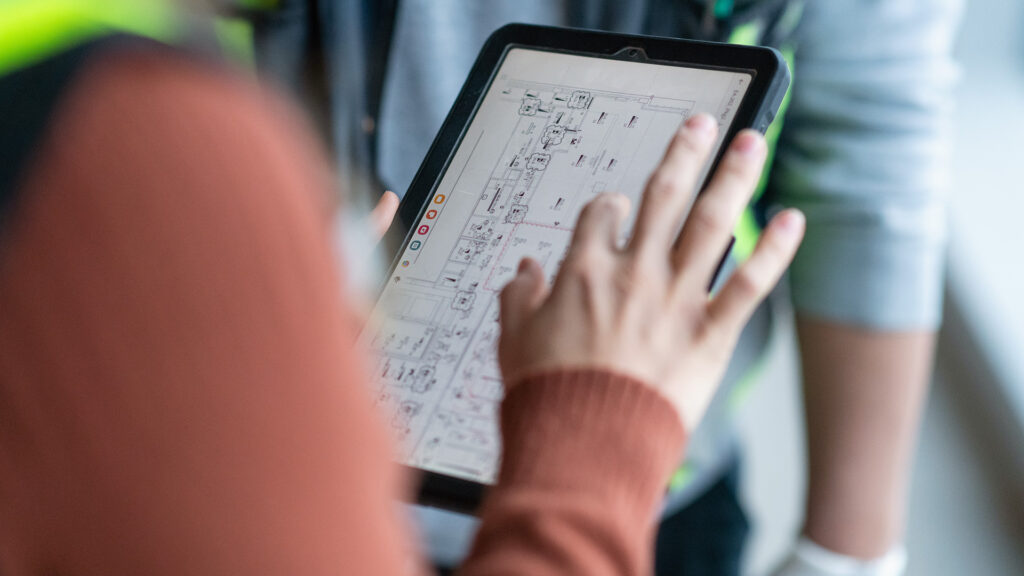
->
<box><xmin>410</xmin><ymin>240</ymin><xmax>422</xmax><ymax>251</ymax></box>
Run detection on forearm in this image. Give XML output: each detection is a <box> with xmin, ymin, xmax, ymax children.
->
<box><xmin>459</xmin><ymin>370</ymin><xmax>686</xmax><ymax>576</ymax></box>
<box><xmin>777</xmin><ymin>0</ymin><xmax>959</xmax><ymax>561</ymax></box>
<box><xmin>797</xmin><ymin>316</ymin><xmax>935</xmax><ymax>558</ymax></box>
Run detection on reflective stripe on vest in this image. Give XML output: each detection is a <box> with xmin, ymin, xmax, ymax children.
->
<box><xmin>214</xmin><ymin>0</ymin><xmax>288</xmax><ymax>67</ymax></box>
<box><xmin>0</xmin><ymin>0</ymin><xmax>181</xmax><ymax>78</ymax></box>
<box><xmin>0</xmin><ymin>0</ymin><xmax>184</xmax><ymax>226</ymax></box>
<box><xmin>668</xmin><ymin>11</ymin><xmax>801</xmax><ymax>495</ymax></box>
<box><xmin>720</xmin><ymin>16</ymin><xmax>799</xmax><ymax>416</ymax></box>
<box><xmin>0</xmin><ymin>0</ymin><xmax>259</xmax><ymax>79</ymax></box>
<box><xmin>726</xmin><ymin>21</ymin><xmax>797</xmax><ymax>263</ymax></box>
<box><xmin>0</xmin><ymin>0</ymin><xmax>252</xmax><ymax>229</ymax></box>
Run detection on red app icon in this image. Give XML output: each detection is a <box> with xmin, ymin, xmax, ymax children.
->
<box><xmin>418</xmin><ymin>225</ymin><xmax>430</xmax><ymax>235</ymax></box>
<box><xmin>426</xmin><ymin>209</ymin><xmax>438</xmax><ymax>220</ymax></box>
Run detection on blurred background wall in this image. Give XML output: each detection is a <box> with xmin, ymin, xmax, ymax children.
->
<box><xmin>736</xmin><ymin>0</ymin><xmax>1024</xmax><ymax>573</ymax></box>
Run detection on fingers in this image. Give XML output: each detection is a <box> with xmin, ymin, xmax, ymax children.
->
<box><xmin>499</xmin><ymin>258</ymin><xmax>548</xmax><ymax>334</ymax></box>
<box><xmin>673</xmin><ymin>130</ymin><xmax>767</xmax><ymax>289</ymax></box>
<box><xmin>566</xmin><ymin>192</ymin><xmax>631</xmax><ymax>257</ymax></box>
<box><xmin>628</xmin><ymin>114</ymin><xmax>718</xmax><ymax>256</ymax></box>
<box><xmin>370</xmin><ymin>190</ymin><xmax>400</xmax><ymax>242</ymax></box>
<box><xmin>707</xmin><ymin>209</ymin><xmax>805</xmax><ymax>332</ymax></box>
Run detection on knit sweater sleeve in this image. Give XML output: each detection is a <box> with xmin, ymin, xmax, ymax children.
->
<box><xmin>0</xmin><ymin>48</ymin><xmax>685</xmax><ymax>576</ymax></box>
<box><xmin>460</xmin><ymin>370</ymin><xmax>686</xmax><ymax>576</ymax></box>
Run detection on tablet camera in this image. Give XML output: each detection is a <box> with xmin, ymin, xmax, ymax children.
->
<box><xmin>615</xmin><ymin>46</ymin><xmax>647</xmax><ymax>60</ymax></box>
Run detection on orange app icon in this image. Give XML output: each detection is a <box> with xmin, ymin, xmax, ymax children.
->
<box><xmin>426</xmin><ymin>209</ymin><xmax>438</xmax><ymax>220</ymax></box>
<box><xmin>433</xmin><ymin>194</ymin><xmax>446</xmax><ymax>204</ymax></box>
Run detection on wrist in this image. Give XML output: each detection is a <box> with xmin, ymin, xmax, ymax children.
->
<box><xmin>774</xmin><ymin>536</ymin><xmax>907</xmax><ymax>576</ymax></box>
<box><xmin>803</xmin><ymin>483</ymin><xmax>906</xmax><ymax>558</ymax></box>
<box><xmin>497</xmin><ymin>369</ymin><xmax>686</xmax><ymax>511</ymax></box>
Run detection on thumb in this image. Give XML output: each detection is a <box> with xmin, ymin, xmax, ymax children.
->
<box><xmin>370</xmin><ymin>191</ymin><xmax>400</xmax><ymax>242</ymax></box>
<box><xmin>499</xmin><ymin>258</ymin><xmax>547</xmax><ymax>334</ymax></box>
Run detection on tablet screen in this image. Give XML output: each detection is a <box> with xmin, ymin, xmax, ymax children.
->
<box><xmin>366</xmin><ymin>47</ymin><xmax>752</xmax><ymax>484</ymax></box>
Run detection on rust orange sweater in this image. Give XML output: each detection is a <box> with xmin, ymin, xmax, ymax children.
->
<box><xmin>0</xmin><ymin>49</ymin><xmax>686</xmax><ymax>575</ymax></box>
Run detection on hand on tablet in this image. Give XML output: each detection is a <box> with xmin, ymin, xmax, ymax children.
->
<box><xmin>498</xmin><ymin>114</ymin><xmax>805</xmax><ymax>431</ymax></box>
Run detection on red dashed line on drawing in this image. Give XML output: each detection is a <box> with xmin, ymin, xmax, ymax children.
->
<box><xmin>482</xmin><ymin>221</ymin><xmax>573</xmax><ymax>292</ymax></box>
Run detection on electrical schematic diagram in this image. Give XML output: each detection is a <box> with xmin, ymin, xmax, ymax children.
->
<box><xmin>365</xmin><ymin>52</ymin><xmax>747</xmax><ymax>483</ymax></box>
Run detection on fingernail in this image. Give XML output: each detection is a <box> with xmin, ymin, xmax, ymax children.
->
<box><xmin>778</xmin><ymin>209</ymin><xmax>805</xmax><ymax>236</ymax></box>
<box><xmin>685</xmin><ymin>113</ymin><xmax>717</xmax><ymax>140</ymax></box>
<box><xmin>731</xmin><ymin>131</ymin><xmax>764</xmax><ymax>155</ymax></box>
<box><xmin>606</xmin><ymin>192</ymin><xmax>630</xmax><ymax>213</ymax></box>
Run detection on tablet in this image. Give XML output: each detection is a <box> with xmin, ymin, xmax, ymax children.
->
<box><xmin>364</xmin><ymin>24</ymin><xmax>790</xmax><ymax>513</ymax></box>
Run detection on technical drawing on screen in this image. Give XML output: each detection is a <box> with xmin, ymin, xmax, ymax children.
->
<box><xmin>364</xmin><ymin>48</ymin><xmax>751</xmax><ymax>484</ymax></box>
